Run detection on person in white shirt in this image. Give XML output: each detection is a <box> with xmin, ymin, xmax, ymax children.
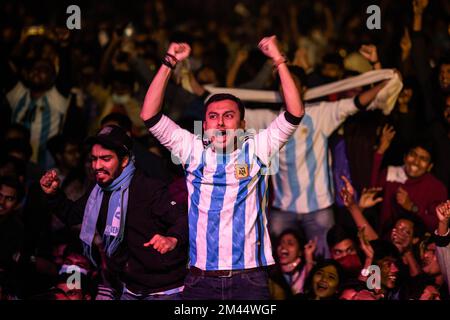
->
<box><xmin>245</xmin><ymin>66</ymin><xmax>401</xmax><ymax>259</ymax></box>
<box><xmin>140</xmin><ymin>35</ymin><xmax>305</xmax><ymax>300</ymax></box>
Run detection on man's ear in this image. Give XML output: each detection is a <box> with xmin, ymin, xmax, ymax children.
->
<box><xmin>121</xmin><ymin>155</ymin><xmax>130</xmax><ymax>169</ymax></box>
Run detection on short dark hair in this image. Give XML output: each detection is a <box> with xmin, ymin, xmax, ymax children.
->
<box><xmin>370</xmin><ymin>239</ymin><xmax>401</xmax><ymax>264</ymax></box>
<box><xmin>407</xmin><ymin>140</ymin><xmax>435</xmax><ymax>163</ymax></box>
<box><xmin>327</xmin><ymin>225</ymin><xmax>355</xmax><ymax>249</ymax></box>
<box><xmin>47</xmin><ymin>135</ymin><xmax>81</xmax><ymax>160</ymax></box>
<box><xmin>4</xmin><ymin>138</ymin><xmax>33</xmax><ymax>161</ymax></box>
<box><xmin>204</xmin><ymin>93</ymin><xmax>245</xmax><ymax>120</ymax></box>
<box><xmin>101</xmin><ymin>113</ymin><xmax>132</xmax><ymax>132</ymax></box>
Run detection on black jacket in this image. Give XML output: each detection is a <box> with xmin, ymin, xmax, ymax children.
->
<box><xmin>47</xmin><ymin>169</ymin><xmax>188</xmax><ymax>294</ymax></box>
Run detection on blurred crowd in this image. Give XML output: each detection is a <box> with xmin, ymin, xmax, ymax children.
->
<box><xmin>0</xmin><ymin>0</ymin><xmax>449</xmax><ymax>300</ymax></box>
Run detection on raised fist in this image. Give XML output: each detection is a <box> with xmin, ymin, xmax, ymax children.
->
<box><xmin>258</xmin><ymin>35</ymin><xmax>283</xmax><ymax>61</ymax></box>
<box><xmin>166</xmin><ymin>42</ymin><xmax>191</xmax><ymax>62</ymax></box>
<box><xmin>40</xmin><ymin>169</ymin><xmax>60</xmax><ymax>195</ymax></box>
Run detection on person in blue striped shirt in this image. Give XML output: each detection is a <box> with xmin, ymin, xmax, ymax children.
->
<box><xmin>140</xmin><ymin>35</ymin><xmax>305</xmax><ymax>300</ymax></box>
<box><xmin>245</xmin><ymin>68</ymin><xmax>402</xmax><ymax>259</ymax></box>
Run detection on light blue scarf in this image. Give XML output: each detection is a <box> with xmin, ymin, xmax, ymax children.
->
<box><xmin>80</xmin><ymin>161</ymin><xmax>136</xmax><ymax>265</ymax></box>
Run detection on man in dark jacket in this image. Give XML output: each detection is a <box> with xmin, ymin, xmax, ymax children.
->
<box><xmin>39</xmin><ymin>125</ymin><xmax>188</xmax><ymax>300</ymax></box>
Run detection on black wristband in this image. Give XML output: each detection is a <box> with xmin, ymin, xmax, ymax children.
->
<box><xmin>354</xmin><ymin>95</ymin><xmax>365</xmax><ymax>110</ymax></box>
<box><xmin>144</xmin><ymin>112</ymin><xmax>163</xmax><ymax>129</ymax></box>
<box><xmin>284</xmin><ymin>111</ymin><xmax>303</xmax><ymax>125</ymax></box>
<box><xmin>162</xmin><ymin>58</ymin><xmax>175</xmax><ymax>70</ymax></box>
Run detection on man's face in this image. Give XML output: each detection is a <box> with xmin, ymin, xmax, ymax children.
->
<box><xmin>439</xmin><ymin>64</ymin><xmax>450</xmax><ymax>91</ymax></box>
<box><xmin>331</xmin><ymin>239</ymin><xmax>357</xmax><ymax>260</ymax></box>
<box><xmin>62</xmin><ymin>143</ymin><xmax>81</xmax><ymax>170</ymax></box>
<box><xmin>0</xmin><ymin>184</ymin><xmax>19</xmax><ymax>216</ymax></box>
<box><xmin>321</xmin><ymin>63</ymin><xmax>342</xmax><ymax>80</ymax></box>
<box><xmin>90</xmin><ymin>144</ymin><xmax>127</xmax><ymax>187</ymax></box>
<box><xmin>391</xmin><ymin>219</ymin><xmax>414</xmax><ymax>245</ymax></box>
<box><xmin>421</xmin><ymin>243</ymin><xmax>441</xmax><ymax>276</ymax></box>
<box><xmin>25</xmin><ymin>60</ymin><xmax>56</xmax><ymax>92</ymax></box>
<box><xmin>403</xmin><ymin>147</ymin><xmax>432</xmax><ymax>178</ymax></box>
<box><xmin>379</xmin><ymin>257</ymin><xmax>399</xmax><ymax>289</ymax></box>
<box><xmin>203</xmin><ymin>100</ymin><xmax>245</xmax><ymax>152</ymax></box>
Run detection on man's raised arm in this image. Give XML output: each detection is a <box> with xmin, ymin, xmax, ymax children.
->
<box><xmin>140</xmin><ymin>43</ymin><xmax>191</xmax><ymax>121</ymax></box>
<box><xmin>258</xmin><ymin>35</ymin><xmax>304</xmax><ymax>119</ymax></box>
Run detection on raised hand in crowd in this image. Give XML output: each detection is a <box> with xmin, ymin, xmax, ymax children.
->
<box><xmin>400</xmin><ymin>28</ymin><xmax>412</xmax><ymax>62</ymax></box>
<box><xmin>359</xmin><ymin>44</ymin><xmax>381</xmax><ymax>69</ymax></box>
<box><xmin>376</xmin><ymin>124</ymin><xmax>396</xmax><ymax>154</ymax></box>
<box><xmin>166</xmin><ymin>42</ymin><xmax>191</xmax><ymax>64</ymax></box>
<box><xmin>40</xmin><ymin>169</ymin><xmax>61</xmax><ymax>195</ymax></box>
<box><xmin>303</xmin><ymin>237</ymin><xmax>317</xmax><ymax>274</ymax></box>
<box><xmin>436</xmin><ymin>200</ymin><xmax>450</xmax><ymax>236</ymax></box>
<box><xmin>340</xmin><ymin>175</ymin><xmax>357</xmax><ymax>208</ymax></box>
<box><xmin>341</xmin><ymin>176</ymin><xmax>379</xmax><ymax>241</ymax></box>
<box><xmin>292</xmin><ymin>47</ymin><xmax>311</xmax><ymax>73</ymax></box>
<box><xmin>258</xmin><ymin>35</ymin><xmax>284</xmax><ymax>63</ymax></box>
<box><xmin>413</xmin><ymin>0</ymin><xmax>429</xmax><ymax>31</ymax></box>
<box><xmin>226</xmin><ymin>48</ymin><xmax>249</xmax><ymax>87</ymax></box>
<box><xmin>391</xmin><ymin>222</ymin><xmax>414</xmax><ymax>254</ymax></box>
<box><xmin>358</xmin><ymin>187</ymin><xmax>383</xmax><ymax>210</ymax></box>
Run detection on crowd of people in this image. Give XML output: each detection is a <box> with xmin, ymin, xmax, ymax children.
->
<box><xmin>0</xmin><ymin>0</ymin><xmax>449</xmax><ymax>300</ymax></box>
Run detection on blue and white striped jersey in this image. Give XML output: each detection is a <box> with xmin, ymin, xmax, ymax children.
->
<box><xmin>7</xmin><ymin>82</ymin><xmax>69</xmax><ymax>167</ymax></box>
<box><xmin>148</xmin><ymin>112</ymin><xmax>298</xmax><ymax>270</ymax></box>
<box><xmin>245</xmin><ymin>98</ymin><xmax>358</xmax><ymax>214</ymax></box>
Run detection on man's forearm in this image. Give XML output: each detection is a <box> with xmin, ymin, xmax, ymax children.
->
<box><xmin>357</xmin><ymin>81</ymin><xmax>386</xmax><ymax>108</ymax></box>
<box><xmin>438</xmin><ymin>220</ymin><xmax>450</xmax><ymax>236</ymax></box>
<box><xmin>140</xmin><ymin>65</ymin><xmax>172</xmax><ymax>121</ymax></box>
<box><xmin>277</xmin><ymin>62</ymin><xmax>304</xmax><ymax>118</ymax></box>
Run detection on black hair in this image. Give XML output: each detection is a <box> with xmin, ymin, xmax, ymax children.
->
<box><xmin>406</xmin><ymin>139</ymin><xmax>435</xmax><ymax>163</ymax></box>
<box><xmin>204</xmin><ymin>93</ymin><xmax>245</xmax><ymax>120</ymax></box>
<box><xmin>5</xmin><ymin>123</ymin><xmax>31</xmax><ymax>142</ymax></box>
<box><xmin>0</xmin><ymin>154</ymin><xmax>27</xmax><ymax>181</ymax></box>
<box><xmin>0</xmin><ymin>175</ymin><xmax>25</xmax><ymax>202</ymax></box>
<box><xmin>47</xmin><ymin>135</ymin><xmax>81</xmax><ymax>160</ymax></box>
<box><xmin>4</xmin><ymin>138</ymin><xmax>33</xmax><ymax>161</ymax></box>
<box><xmin>326</xmin><ymin>225</ymin><xmax>356</xmax><ymax>249</ymax></box>
<box><xmin>110</xmin><ymin>70</ymin><xmax>135</xmax><ymax>88</ymax></box>
<box><xmin>369</xmin><ymin>239</ymin><xmax>401</xmax><ymax>264</ymax></box>
<box><xmin>393</xmin><ymin>214</ymin><xmax>426</xmax><ymax>240</ymax></box>
<box><xmin>322</xmin><ymin>53</ymin><xmax>344</xmax><ymax>68</ymax></box>
<box><xmin>101</xmin><ymin>113</ymin><xmax>133</xmax><ymax>132</ymax></box>
<box><xmin>276</xmin><ymin>228</ymin><xmax>307</xmax><ymax>250</ymax></box>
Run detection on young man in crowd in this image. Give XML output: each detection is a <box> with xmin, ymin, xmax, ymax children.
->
<box><xmin>140</xmin><ymin>35</ymin><xmax>304</xmax><ymax>299</ymax></box>
<box><xmin>39</xmin><ymin>125</ymin><xmax>188</xmax><ymax>300</ymax></box>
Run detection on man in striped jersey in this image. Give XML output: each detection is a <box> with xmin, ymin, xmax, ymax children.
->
<box><xmin>245</xmin><ymin>67</ymin><xmax>401</xmax><ymax>259</ymax></box>
<box><xmin>140</xmin><ymin>35</ymin><xmax>304</xmax><ymax>300</ymax></box>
